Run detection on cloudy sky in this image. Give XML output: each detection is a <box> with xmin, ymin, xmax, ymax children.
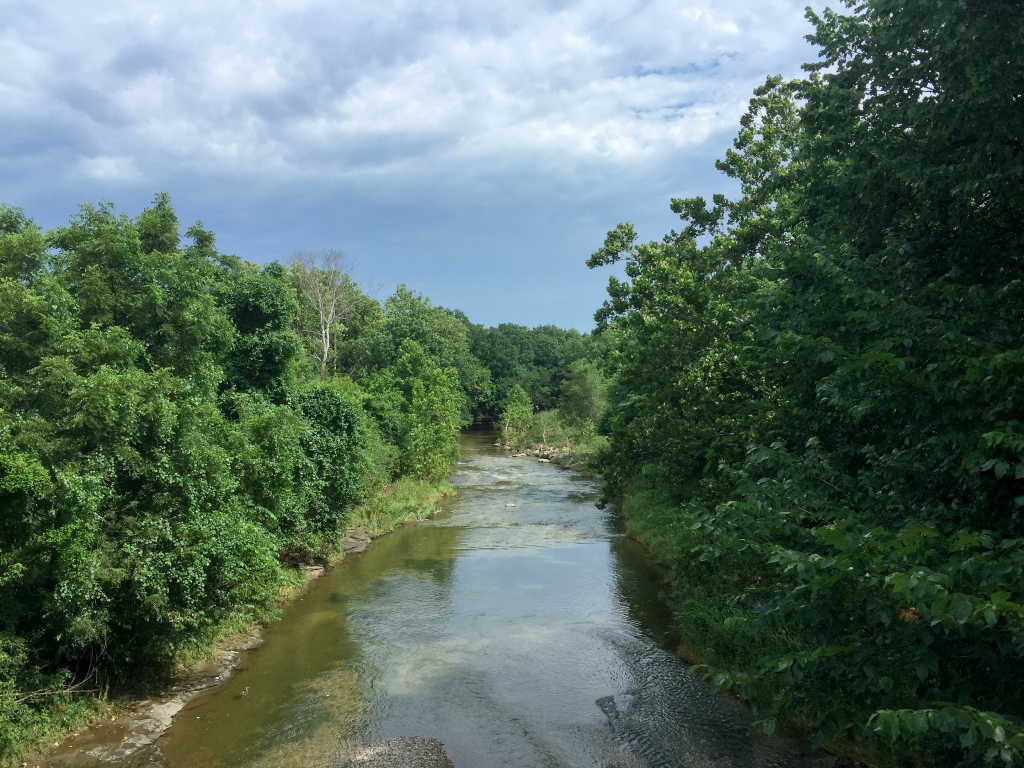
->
<box><xmin>1</xmin><ymin>0</ymin><xmax>827</xmax><ymax>329</ymax></box>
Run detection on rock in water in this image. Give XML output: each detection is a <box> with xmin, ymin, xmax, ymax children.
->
<box><xmin>334</xmin><ymin>737</ymin><xmax>453</xmax><ymax>768</ymax></box>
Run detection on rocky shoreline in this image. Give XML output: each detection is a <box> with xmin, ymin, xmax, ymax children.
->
<box><xmin>497</xmin><ymin>441</ymin><xmax>597</xmax><ymax>475</ymax></box>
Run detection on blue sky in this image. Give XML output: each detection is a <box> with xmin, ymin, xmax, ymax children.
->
<box><xmin>1</xmin><ymin>0</ymin><xmax>827</xmax><ymax>330</ymax></box>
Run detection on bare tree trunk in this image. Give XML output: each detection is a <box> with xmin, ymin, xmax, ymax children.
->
<box><xmin>292</xmin><ymin>249</ymin><xmax>354</xmax><ymax>380</ymax></box>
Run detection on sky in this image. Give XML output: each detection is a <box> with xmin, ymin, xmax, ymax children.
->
<box><xmin>1</xmin><ymin>0</ymin><xmax>828</xmax><ymax>330</ymax></box>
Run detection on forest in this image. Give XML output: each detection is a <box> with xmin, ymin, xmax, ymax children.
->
<box><xmin>586</xmin><ymin>0</ymin><xmax>1024</xmax><ymax>765</ymax></box>
<box><xmin>2</xmin><ymin>0</ymin><xmax>1022</xmax><ymax>766</ymax></box>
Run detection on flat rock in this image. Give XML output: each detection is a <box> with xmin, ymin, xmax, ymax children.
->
<box><xmin>335</xmin><ymin>737</ymin><xmax>454</xmax><ymax>768</ymax></box>
<box><xmin>538</xmin><ymin>458</ymin><xmax>551</xmax><ymax>463</ymax></box>
<box><xmin>87</xmin><ymin>698</ymin><xmax>186</xmax><ymax>762</ymax></box>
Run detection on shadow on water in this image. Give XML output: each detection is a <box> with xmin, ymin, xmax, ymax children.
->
<box><xmin>55</xmin><ymin>427</ymin><xmax>814</xmax><ymax>768</ymax></box>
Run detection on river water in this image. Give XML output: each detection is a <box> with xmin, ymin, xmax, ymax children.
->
<box><xmin>61</xmin><ymin>429</ymin><xmax>810</xmax><ymax>768</ymax></box>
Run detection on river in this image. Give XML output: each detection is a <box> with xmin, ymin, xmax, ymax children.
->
<box><xmin>50</xmin><ymin>429</ymin><xmax>810</xmax><ymax>768</ymax></box>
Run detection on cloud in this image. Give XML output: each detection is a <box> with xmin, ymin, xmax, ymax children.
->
<box><xmin>77</xmin><ymin>155</ymin><xmax>141</xmax><ymax>181</ymax></box>
<box><xmin>3</xmin><ymin>0</ymin><xmax>818</xmax><ymax>183</ymax></box>
<box><xmin>0</xmin><ymin>0</ymin><xmax>826</xmax><ymax>327</ymax></box>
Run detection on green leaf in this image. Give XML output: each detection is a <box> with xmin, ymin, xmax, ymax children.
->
<box><xmin>950</xmin><ymin>595</ymin><xmax>973</xmax><ymax>624</ymax></box>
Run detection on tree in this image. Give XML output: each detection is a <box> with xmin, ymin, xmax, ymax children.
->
<box><xmin>342</xmin><ymin>285</ymin><xmax>492</xmax><ymax>415</ymax></box>
<box><xmin>498</xmin><ymin>385</ymin><xmax>533</xmax><ymax>446</ymax></box>
<box><xmin>218</xmin><ymin>262</ymin><xmax>300</xmax><ymax>399</ymax></box>
<box><xmin>587</xmin><ymin>0</ymin><xmax>1024</xmax><ymax>762</ymax></box>
<box><xmin>466</xmin><ymin>322</ymin><xmax>605</xmax><ymax>416</ymax></box>
<box><xmin>557</xmin><ymin>359</ymin><xmax>609</xmax><ymax>426</ymax></box>
<box><xmin>291</xmin><ymin>249</ymin><xmax>359</xmax><ymax>380</ymax></box>
<box><xmin>405</xmin><ymin>366</ymin><xmax>462</xmax><ymax>484</ymax></box>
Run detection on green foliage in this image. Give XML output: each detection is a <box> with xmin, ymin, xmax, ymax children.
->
<box><xmin>589</xmin><ymin>1</ymin><xmax>1024</xmax><ymax>764</ymax></box>
<box><xmin>294</xmin><ymin>382</ymin><xmax>368</xmax><ymax>537</ymax></box>
<box><xmin>404</xmin><ymin>376</ymin><xmax>460</xmax><ymax>484</ymax></box>
<box><xmin>557</xmin><ymin>359</ymin><xmax>609</xmax><ymax>425</ymax></box>
<box><xmin>342</xmin><ymin>285</ymin><xmax>491</xmax><ymax>415</ymax></box>
<box><xmin>351</xmin><ymin>476</ymin><xmax>452</xmax><ymax>536</ymax></box>
<box><xmin>0</xmin><ymin>194</ymin><xmax>470</xmax><ymax>763</ymax></box>
<box><xmin>467</xmin><ymin>322</ymin><xmax>605</xmax><ymax>414</ymax></box>
<box><xmin>0</xmin><ymin>630</ymin><xmax>98</xmax><ymax>765</ymax></box>
<box><xmin>497</xmin><ymin>384</ymin><xmax>534</xmax><ymax>445</ymax></box>
<box><xmin>217</xmin><ymin>262</ymin><xmax>300</xmax><ymax>400</ymax></box>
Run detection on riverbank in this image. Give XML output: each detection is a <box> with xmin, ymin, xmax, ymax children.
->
<box><xmin>150</xmin><ymin>427</ymin><xmax>809</xmax><ymax>768</ymax></box>
<box><xmin>616</xmin><ymin>480</ymin><xmax>915</xmax><ymax>768</ymax></box>
<box><xmin>20</xmin><ymin>478</ymin><xmax>453</xmax><ymax>768</ymax></box>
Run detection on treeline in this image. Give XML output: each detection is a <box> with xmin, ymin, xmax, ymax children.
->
<box><xmin>0</xmin><ymin>196</ymin><xmax>523</xmax><ymax>758</ymax></box>
<box><xmin>466</xmin><ymin>323</ymin><xmax>610</xmax><ymax>453</ymax></box>
<box><xmin>588</xmin><ymin>0</ymin><xmax>1024</xmax><ymax>765</ymax></box>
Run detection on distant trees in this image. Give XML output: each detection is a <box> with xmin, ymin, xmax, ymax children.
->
<box><xmin>335</xmin><ymin>285</ymin><xmax>492</xmax><ymax>419</ymax></box>
<box><xmin>466</xmin><ymin>323</ymin><xmax>604</xmax><ymax>415</ymax></box>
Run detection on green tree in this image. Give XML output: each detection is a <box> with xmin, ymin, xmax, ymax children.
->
<box><xmin>218</xmin><ymin>261</ymin><xmax>300</xmax><ymax>399</ymax></box>
<box><xmin>405</xmin><ymin>366</ymin><xmax>462</xmax><ymax>484</ymax></box>
<box><xmin>557</xmin><ymin>359</ymin><xmax>609</xmax><ymax>426</ymax></box>
<box><xmin>498</xmin><ymin>385</ymin><xmax>533</xmax><ymax>445</ymax></box>
<box><xmin>0</xmin><ymin>195</ymin><xmax>385</xmax><ymax>762</ymax></box>
<box><xmin>343</xmin><ymin>285</ymin><xmax>491</xmax><ymax>416</ymax></box>
<box><xmin>466</xmin><ymin>322</ymin><xmax>605</xmax><ymax>416</ymax></box>
<box><xmin>588</xmin><ymin>0</ymin><xmax>1024</xmax><ymax>762</ymax></box>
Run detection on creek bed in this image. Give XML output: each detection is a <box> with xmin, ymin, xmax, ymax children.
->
<box><xmin>49</xmin><ymin>428</ymin><xmax>811</xmax><ymax>768</ymax></box>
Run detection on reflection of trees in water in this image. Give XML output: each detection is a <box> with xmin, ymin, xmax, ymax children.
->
<box><xmin>386</xmin><ymin>525</ymin><xmax>462</xmax><ymax>587</ymax></box>
<box><xmin>604</xmin><ymin>527</ymin><xmax>808</xmax><ymax>767</ymax></box>
<box><xmin>335</xmin><ymin>521</ymin><xmax>463</xmax><ymax>591</ymax></box>
<box><xmin>607</xmin><ymin>529</ymin><xmax>677</xmax><ymax>650</ymax></box>
<box><xmin>160</xmin><ymin>522</ymin><xmax>465</xmax><ymax>768</ymax></box>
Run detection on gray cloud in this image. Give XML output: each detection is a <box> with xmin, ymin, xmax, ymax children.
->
<box><xmin>1</xmin><ymin>0</ymin><xmax>826</xmax><ymax>328</ymax></box>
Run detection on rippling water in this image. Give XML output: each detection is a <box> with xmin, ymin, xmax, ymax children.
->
<box><xmin>81</xmin><ymin>429</ymin><xmax>810</xmax><ymax>768</ymax></box>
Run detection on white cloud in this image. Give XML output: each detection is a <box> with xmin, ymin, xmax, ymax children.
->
<box><xmin>0</xmin><ymin>0</ymin><xmax>828</xmax><ymax>328</ymax></box>
<box><xmin>77</xmin><ymin>154</ymin><xmax>141</xmax><ymax>181</ymax></box>
<box><xmin>2</xmin><ymin>0</ymin><xmax>822</xmax><ymax>188</ymax></box>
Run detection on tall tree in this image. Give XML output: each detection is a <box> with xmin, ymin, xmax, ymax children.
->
<box><xmin>588</xmin><ymin>0</ymin><xmax>1024</xmax><ymax>762</ymax></box>
<box><xmin>292</xmin><ymin>250</ymin><xmax>359</xmax><ymax>380</ymax></box>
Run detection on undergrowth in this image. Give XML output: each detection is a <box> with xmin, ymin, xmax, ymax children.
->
<box><xmin>618</xmin><ymin>478</ymin><xmax>918</xmax><ymax>768</ymax></box>
<box><xmin>350</xmin><ymin>476</ymin><xmax>454</xmax><ymax>536</ymax></box>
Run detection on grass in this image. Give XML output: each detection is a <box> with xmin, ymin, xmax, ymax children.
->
<box><xmin>349</xmin><ymin>476</ymin><xmax>454</xmax><ymax>536</ymax></box>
